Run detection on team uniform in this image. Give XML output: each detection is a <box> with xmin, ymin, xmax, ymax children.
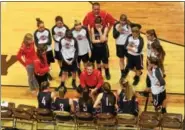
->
<box><xmin>59</xmin><ymin>37</ymin><xmax>78</xmax><ymax>72</ymax></box>
<box><xmin>148</xmin><ymin>67</ymin><xmax>166</xmax><ymax>108</ymax></box>
<box><xmin>113</xmin><ymin>22</ymin><xmax>131</xmax><ymax>58</ymax></box>
<box><xmin>37</xmin><ymin>91</ymin><xmax>52</xmax><ymax>110</ymax></box>
<box><xmin>34</xmin><ymin>28</ymin><xmax>55</xmax><ymax>65</ymax></box>
<box><xmin>51</xmin><ymin>25</ymin><xmax>69</xmax><ymax>60</ymax></box>
<box><xmin>78</xmin><ymin>97</ymin><xmax>94</xmax><ymax>114</ymax></box>
<box><xmin>118</xmin><ymin>90</ymin><xmax>139</xmax><ymax>116</ymax></box>
<box><xmin>91</xmin><ymin>27</ymin><xmax>109</xmax><ymax>64</ymax></box>
<box><xmin>125</xmin><ymin>34</ymin><xmax>144</xmax><ymax>70</ymax></box>
<box><xmin>33</xmin><ymin>52</ymin><xmax>49</xmax><ymax>87</ymax></box>
<box><xmin>101</xmin><ymin>92</ymin><xmax>116</xmax><ymax>115</ymax></box>
<box><xmin>53</xmin><ymin>98</ymin><xmax>71</xmax><ymax>112</ymax></box>
<box><xmin>72</xmin><ymin>26</ymin><xmax>91</xmax><ymax>64</ymax></box>
<box><xmin>146</xmin><ymin>39</ymin><xmax>160</xmax><ymax>88</ymax></box>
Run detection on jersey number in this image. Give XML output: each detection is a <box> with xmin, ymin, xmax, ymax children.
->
<box><xmin>106</xmin><ymin>97</ymin><xmax>112</xmax><ymax>106</ymax></box>
<box><xmin>60</xmin><ymin>103</ymin><xmax>64</xmax><ymax>111</ymax></box>
<box><xmin>42</xmin><ymin>97</ymin><xmax>46</xmax><ymax>106</ymax></box>
<box><xmin>83</xmin><ymin>103</ymin><xmax>87</xmax><ymax>112</ymax></box>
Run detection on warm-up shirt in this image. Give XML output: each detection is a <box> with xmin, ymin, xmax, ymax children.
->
<box><xmin>147</xmin><ymin>39</ymin><xmax>160</xmax><ymax>58</ymax></box>
<box><xmin>59</xmin><ymin>37</ymin><xmax>78</xmax><ymax>62</ymax></box>
<box><xmin>51</xmin><ymin>25</ymin><xmax>69</xmax><ymax>51</ymax></box>
<box><xmin>33</xmin><ymin>53</ymin><xmax>49</xmax><ymax>76</ymax></box>
<box><xmin>125</xmin><ymin>34</ymin><xmax>144</xmax><ymax>56</ymax></box>
<box><xmin>80</xmin><ymin>70</ymin><xmax>104</xmax><ymax>89</ymax></box>
<box><xmin>113</xmin><ymin>22</ymin><xmax>132</xmax><ymax>45</ymax></box>
<box><xmin>72</xmin><ymin>27</ymin><xmax>91</xmax><ymax>56</ymax></box>
<box><xmin>37</xmin><ymin>90</ymin><xmax>52</xmax><ymax>110</ymax></box>
<box><xmin>83</xmin><ymin>10</ymin><xmax>116</xmax><ymax>28</ymax></box>
<box><xmin>17</xmin><ymin>42</ymin><xmax>36</xmax><ymax>67</ymax></box>
<box><xmin>148</xmin><ymin>67</ymin><xmax>166</xmax><ymax>95</ymax></box>
<box><xmin>34</xmin><ymin>28</ymin><xmax>52</xmax><ymax>51</ymax></box>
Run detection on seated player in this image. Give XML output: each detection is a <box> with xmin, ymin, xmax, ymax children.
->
<box><xmin>78</xmin><ymin>62</ymin><xmax>104</xmax><ymax>101</ymax></box>
<box><xmin>37</xmin><ymin>81</ymin><xmax>54</xmax><ymax>110</ymax></box>
<box><xmin>147</xmin><ymin>57</ymin><xmax>167</xmax><ymax>113</ymax></box>
<box><xmin>93</xmin><ymin>82</ymin><xmax>116</xmax><ymax>115</ymax></box>
<box><xmin>117</xmin><ymin>79</ymin><xmax>139</xmax><ymax>116</ymax></box>
<box><xmin>52</xmin><ymin>87</ymin><xmax>74</xmax><ymax>113</ymax></box>
<box><xmin>78</xmin><ymin>87</ymin><xmax>94</xmax><ymax>114</ymax></box>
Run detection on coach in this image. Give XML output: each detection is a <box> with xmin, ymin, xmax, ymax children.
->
<box><xmin>83</xmin><ymin>2</ymin><xmax>116</xmax><ymax>32</ymax></box>
<box><xmin>77</xmin><ymin>62</ymin><xmax>104</xmax><ymax>97</ymax></box>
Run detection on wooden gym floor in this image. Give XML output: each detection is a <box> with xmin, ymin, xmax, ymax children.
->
<box><xmin>1</xmin><ymin>2</ymin><xmax>184</xmax><ymax>119</ymax></box>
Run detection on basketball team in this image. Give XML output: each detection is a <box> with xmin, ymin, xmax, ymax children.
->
<box><xmin>16</xmin><ymin>2</ymin><xmax>167</xmax><ymax>117</ymax></box>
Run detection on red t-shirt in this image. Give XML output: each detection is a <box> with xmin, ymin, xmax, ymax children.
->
<box><xmin>80</xmin><ymin>69</ymin><xmax>104</xmax><ymax>89</ymax></box>
<box><xmin>83</xmin><ymin>10</ymin><xmax>116</xmax><ymax>28</ymax></box>
<box><xmin>34</xmin><ymin>53</ymin><xmax>49</xmax><ymax>76</ymax></box>
<box><xmin>17</xmin><ymin>42</ymin><xmax>37</xmax><ymax>67</ymax></box>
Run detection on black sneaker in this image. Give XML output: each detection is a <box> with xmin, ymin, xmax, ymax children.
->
<box><xmin>72</xmin><ymin>80</ymin><xmax>77</xmax><ymax>89</ymax></box>
<box><xmin>133</xmin><ymin>77</ymin><xmax>140</xmax><ymax>86</ymax></box>
<box><xmin>48</xmin><ymin>73</ymin><xmax>53</xmax><ymax>81</ymax></box>
<box><xmin>161</xmin><ymin>107</ymin><xmax>167</xmax><ymax>114</ymax></box>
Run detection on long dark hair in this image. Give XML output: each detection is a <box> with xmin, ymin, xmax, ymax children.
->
<box><xmin>40</xmin><ymin>81</ymin><xmax>49</xmax><ymax>91</ymax></box>
<box><xmin>146</xmin><ymin>29</ymin><xmax>158</xmax><ymax>39</ymax></box>
<box><xmin>151</xmin><ymin>41</ymin><xmax>166</xmax><ymax>60</ymax></box>
<box><xmin>36</xmin><ymin>46</ymin><xmax>46</xmax><ymax>64</ymax></box>
<box><xmin>36</xmin><ymin>18</ymin><xmax>44</xmax><ymax>27</ymax></box>
<box><xmin>102</xmin><ymin>82</ymin><xmax>115</xmax><ymax>105</ymax></box>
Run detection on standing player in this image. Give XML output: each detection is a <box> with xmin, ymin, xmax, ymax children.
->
<box><xmin>57</xmin><ymin>30</ymin><xmax>78</xmax><ymax>90</ymax></box>
<box><xmin>34</xmin><ymin>18</ymin><xmax>54</xmax><ymax>80</ymax></box>
<box><xmin>124</xmin><ymin>24</ymin><xmax>144</xmax><ymax>86</ymax></box>
<box><xmin>147</xmin><ymin>57</ymin><xmax>167</xmax><ymax>113</ymax></box>
<box><xmin>93</xmin><ymin>82</ymin><xmax>116</xmax><ymax>115</ymax></box>
<box><xmin>83</xmin><ymin>2</ymin><xmax>116</xmax><ymax>33</ymax></box>
<box><xmin>34</xmin><ymin>46</ymin><xmax>50</xmax><ymax>88</ymax></box>
<box><xmin>72</xmin><ymin>20</ymin><xmax>91</xmax><ymax>76</ymax></box>
<box><xmin>51</xmin><ymin>16</ymin><xmax>69</xmax><ymax>76</ymax></box>
<box><xmin>91</xmin><ymin>16</ymin><xmax>111</xmax><ymax>80</ymax></box>
<box><xmin>17</xmin><ymin>33</ymin><xmax>39</xmax><ymax>92</ymax></box>
<box><xmin>113</xmin><ymin>14</ymin><xmax>132</xmax><ymax>80</ymax></box>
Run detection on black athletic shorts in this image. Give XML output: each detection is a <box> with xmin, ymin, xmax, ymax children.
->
<box><xmin>152</xmin><ymin>90</ymin><xmax>166</xmax><ymax>108</ymax></box>
<box><xmin>54</xmin><ymin>50</ymin><xmax>62</xmax><ymax>60</ymax></box>
<box><xmin>127</xmin><ymin>53</ymin><xmax>143</xmax><ymax>70</ymax></box>
<box><xmin>90</xmin><ymin>43</ymin><xmax>109</xmax><ymax>64</ymax></box>
<box><xmin>61</xmin><ymin>59</ymin><xmax>78</xmax><ymax>72</ymax></box>
<box><xmin>78</xmin><ymin>53</ymin><xmax>89</xmax><ymax>63</ymax></box>
<box><xmin>116</xmin><ymin>45</ymin><xmax>127</xmax><ymax>58</ymax></box>
<box><xmin>46</xmin><ymin>50</ymin><xmax>55</xmax><ymax>65</ymax></box>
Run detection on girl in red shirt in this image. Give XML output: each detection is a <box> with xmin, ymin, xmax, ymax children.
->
<box><xmin>34</xmin><ymin>45</ymin><xmax>50</xmax><ymax>88</ymax></box>
<box><xmin>17</xmin><ymin>33</ymin><xmax>39</xmax><ymax>91</ymax></box>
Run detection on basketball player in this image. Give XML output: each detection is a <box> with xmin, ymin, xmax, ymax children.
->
<box><xmin>34</xmin><ymin>46</ymin><xmax>49</xmax><ymax>88</ymax></box>
<box><xmin>151</xmin><ymin>42</ymin><xmax>166</xmax><ymax>77</ymax></box>
<box><xmin>113</xmin><ymin>14</ymin><xmax>132</xmax><ymax>79</ymax></box>
<box><xmin>147</xmin><ymin>57</ymin><xmax>167</xmax><ymax>113</ymax></box>
<box><xmin>72</xmin><ymin>20</ymin><xmax>91</xmax><ymax>76</ymax></box>
<box><xmin>146</xmin><ymin>29</ymin><xmax>160</xmax><ymax>89</ymax></box>
<box><xmin>124</xmin><ymin>24</ymin><xmax>144</xmax><ymax>86</ymax></box>
<box><xmin>93</xmin><ymin>82</ymin><xmax>116</xmax><ymax>115</ymax></box>
<box><xmin>77</xmin><ymin>87</ymin><xmax>94</xmax><ymax>114</ymax></box>
<box><xmin>52</xmin><ymin>87</ymin><xmax>74</xmax><ymax>113</ymax></box>
<box><xmin>17</xmin><ymin>33</ymin><xmax>39</xmax><ymax>92</ymax></box>
<box><xmin>91</xmin><ymin>16</ymin><xmax>111</xmax><ymax>80</ymax></box>
<box><xmin>34</xmin><ymin>18</ymin><xmax>54</xmax><ymax>80</ymax></box>
<box><xmin>52</xmin><ymin>16</ymin><xmax>69</xmax><ymax>76</ymax></box>
<box><xmin>37</xmin><ymin>81</ymin><xmax>54</xmax><ymax>110</ymax></box>
<box><xmin>117</xmin><ymin>79</ymin><xmax>139</xmax><ymax>116</ymax></box>
<box><xmin>57</xmin><ymin>30</ymin><xmax>78</xmax><ymax>90</ymax></box>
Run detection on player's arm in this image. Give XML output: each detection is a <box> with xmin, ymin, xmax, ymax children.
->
<box><xmin>93</xmin><ymin>93</ymin><xmax>103</xmax><ymax>108</ymax></box>
<box><xmin>69</xmin><ymin>99</ymin><xmax>75</xmax><ymax>113</ymax></box>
